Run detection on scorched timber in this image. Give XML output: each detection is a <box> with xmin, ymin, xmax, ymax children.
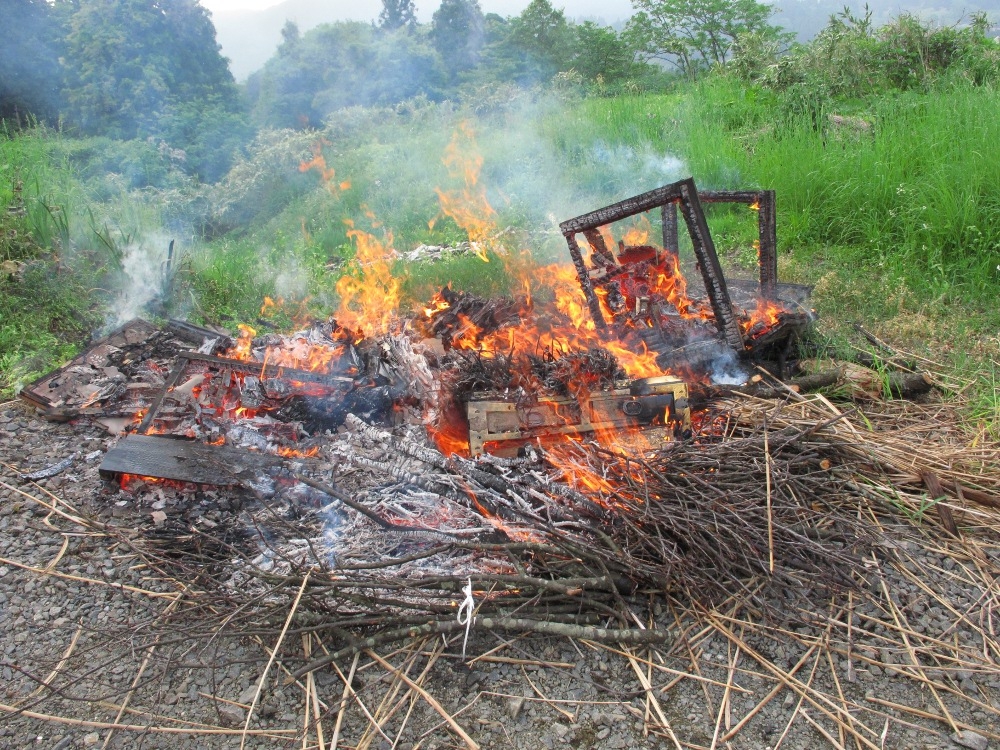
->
<box><xmin>99</xmin><ymin>434</ymin><xmax>284</xmax><ymax>485</ymax></box>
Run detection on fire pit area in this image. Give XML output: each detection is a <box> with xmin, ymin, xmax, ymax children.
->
<box><xmin>4</xmin><ymin>179</ymin><xmax>1000</xmax><ymax>749</ymax></box>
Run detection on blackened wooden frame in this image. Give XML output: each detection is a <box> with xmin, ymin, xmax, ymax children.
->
<box><xmin>559</xmin><ymin>178</ymin><xmax>747</xmax><ymax>354</ymax></box>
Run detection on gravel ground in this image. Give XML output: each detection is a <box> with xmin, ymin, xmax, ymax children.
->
<box><xmin>2</xmin><ymin>401</ymin><xmax>999</xmax><ymax>750</ymax></box>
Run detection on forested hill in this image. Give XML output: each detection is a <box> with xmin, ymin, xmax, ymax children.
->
<box><xmin>3</xmin><ymin>0</ymin><xmax>997</xmax><ymax>186</ymax></box>
<box><xmin>214</xmin><ymin>0</ymin><xmax>1000</xmax><ymax>81</ymax></box>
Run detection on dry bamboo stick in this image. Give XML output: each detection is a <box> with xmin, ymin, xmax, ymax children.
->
<box><xmin>240</xmin><ymin>572</ymin><xmax>311</xmax><ymax>750</ymax></box>
<box><xmin>392</xmin><ymin>639</ymin><xmax>446</xmax><ymax>749</ymax></box>
<box><xmin>365</xmin><ymin>649</ymin><xmax>480</xmax><ymax>750</ymax></box>
<box><xmin>19</xmin><ymin>623</ymin><xmax>83</xmax><ymax>705</ymax></box>
<box><xmin>44</xmin><ymin>535</ymin><xmax>70</xmax><ymax>572</ymax></box>
<box><xmin>521</xmin><ymin>666</ymin><xmax>574</xmax><ymax>721</ymax></box>
<box><xmin>330</xmin><ymin>657</ymin><xmax>394</xmax><ymax>745</ymax></box>
<box><xmin>0</xmin><ymin>476</ymin><xmax>93</xmax><ymax>528</ymax></box>
<box><xmin>864</xmin><ymin>696</ymin><xmax>1000</xmax><ymax>741</ymax></box>
<box><xmin>623</xmin><ymin>645</ymin><xmax>683</xmax><ymax>750</ymax></box>
<box><xmin>824</xmin><ymin>630</ymin><xmax>859</xmax><ymax>750</ymax></box>
<box><xmin>800</xmin><ymin>708</ymin><xmax>846</xmax><ymax>749</ymax></box>
<box><xmin>330</xmin><ymin>653</ymin><xmax>359</xmax><ymax>750</ymax></box>
<box><xmin>0</xmin><ymin>703</ymin><xmax>296</xmax><ymax>736</ymax></box>
<box><xmin>582</xmin><ymin>641</ymin><xmax>752</xmax><ymax>692</ymax></box>
<box><xmin>707</xmin><ymin>616</ymin><xmax>883</xmax><ymax>750</ymax></box>
<box><xmin>669</xmin><ymin>601</ymin><xmax>716</xmax><ymax>715</ymax></box>
<box><xmin>874</xmin><ymin>559</ymin><xmax>960</xmax><ymax>735</ymax></box>
<box><xmin>709</xmin><ymin>644</ymin><xmax>740</xmax><ymax>749</ymax></box>
<box><xmin>305</xmin><ymin>634</ymin><xmax>326</xmax><ymax>750</ymax></box>
<box><xmin>0</xmin><ymin>554</ymin><xmax>182</xmax><ymax>599</ymax></box>
<box><xmin>102</xmin><ymin>593</ymin><xmax>185</xmax><ymax>749</ymax></box>
<box><xmin>198</xmin><ymin>693</ymin><xmax>251</xmax><ymax>709</ymax></box>
<box><xmin>720</xmin><ymin>643</ymin><xmax>818</xmax><ymax>742</ymax></box>
<box><xmin>772</xmin><ymin>643</ymin><xmax>821</xmax><ymax>750</ymax></box>
<box><xmin>357</xmin><ymin>640</ymin><xmax>424</xmax><ymax>750</ymax></box>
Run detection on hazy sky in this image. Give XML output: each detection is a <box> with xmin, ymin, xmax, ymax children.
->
<box><xmin>203</xmin><ymin>0</ymin><xmax>281</xmax><ymax>11</ymax></box>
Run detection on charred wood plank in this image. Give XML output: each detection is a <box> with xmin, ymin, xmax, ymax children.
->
<box><xmin>99</xmin><ymin>434</ymin><xmax>282</xmax><ymax>484</ymax></box>
<box><xmin>951</xmin><ymin>481</ymin><xmax>1000</xmax><ymax>511</ymax></box>
<box><xmin>184</xmin><ymin>351</ymin><xmax>354</xmax><ymax>386</ymax></box>
<box><xmin>757</xmin><ymin>190</ymin><xmax>778</xmax><ymax>298</ymax></box>
<box><xmin>885</xmin><ymin>372</ymin><xmax>934</xmax><ymax>398</ymax></box>
<box><xmin>565</xmin><ymin>232</ymin><xmax>606</xmax><ymax>330</ymax></box>
<box><xmin>165</xmin><ymin>319</ymin><xmax>234</xmax><ymax>351</ymax></box>
<box><xmin>920</xmin><ymin>470</ymin><xmax>959</xmax><ymax>537</ymax></box>
<box><xmin>699</xmin><ymin>190</ymin><xmax>777</xmax><ymax>298</ymax></box>
<box><xmin>660</xmin><ymin>202</ymin><xmax>679</xmax><ymax>257</ymax></box>
<box><xmin>582</xmin><ymin>228</ymin><xmax>616</xmax><ymax>266</ymax></box>
<box><xmin>560</xmin><ymin>181</ymin><xmax>690</xmax><ymax>232</ymax></box>
<box><xmin>676</xmin><ymin>181</ymin><xmax>745</xmax><ymax>352</ymax></box>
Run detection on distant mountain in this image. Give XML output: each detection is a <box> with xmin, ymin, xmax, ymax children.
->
<box><xmin>212</xmin><ymin>0</ymin><xmax>998</xmax><ymax>82</ymax></box>
<box><xmin>773</xmin><ymin>0</ymin><xmax>998</xmax><ymax>42</ymax></box>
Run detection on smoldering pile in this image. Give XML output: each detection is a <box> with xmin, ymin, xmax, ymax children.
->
<box><xmin>123</xmin><ymin>389</ymin><xmax>974</xmax><ymax>671</ymax></box>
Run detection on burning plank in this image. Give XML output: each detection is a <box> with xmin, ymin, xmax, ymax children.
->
<box><xmin>467</xmin><ymin>375</ymin><xmax>690</xmax><ymax>455</ymax></box>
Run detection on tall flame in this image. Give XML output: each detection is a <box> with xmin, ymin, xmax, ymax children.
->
<box><xmin>335</xmin><ymin>219</ymin><xmax>401</xmax><ymax>338</ymax></box>
<box><xmin>433</xmin><ymin>121</ymin><xmax>499</xmax><ymax>262</ymax></box>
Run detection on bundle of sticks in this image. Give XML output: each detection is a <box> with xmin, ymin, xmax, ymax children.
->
<box><xmin>118</xmin><ymin>390</ymin><xmax>1000</xmax><ymax>687</ymax></box>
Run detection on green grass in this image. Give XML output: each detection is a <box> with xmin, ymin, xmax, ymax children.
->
<box><xmin>674</xmin><ymin>77</ymin><xmax>1000</xmax><ymax>308</ymax></box>
<box><xmin>0</xmin><ymin>129</ymin><xmax>183</xmax><ymax>395</ymax></box>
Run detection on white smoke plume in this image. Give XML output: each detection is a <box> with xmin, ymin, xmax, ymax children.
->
<box><xmin>110</xmin><ymin>233</ymin><xmax>176</xmax><ymax>328</ymax></box>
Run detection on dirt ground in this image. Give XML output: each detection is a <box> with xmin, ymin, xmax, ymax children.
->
<box><xmin>2</xmin><ymin>399</ymin><xmax>999</xmax><ymax>750</ymax></box>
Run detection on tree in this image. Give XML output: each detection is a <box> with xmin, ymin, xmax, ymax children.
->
<box><xmin>626</xmin><ymin>0</ymin><xmax>786</xmax><ymax>78</ymax></box>
<box><xmin>279</xmin><ymin>19</ymin><xmax>301</xmax><ymax>51</ymax></box>
<box><xmin>0</xmin><ymin>0</ymin><xmax>70</xmax><ymax>125</ymax></box>
<box><xmin>431</xmin><ymin>0</ymin><xmax>485</xmax><ymax>78</ymax></box>
<box><xmin>379</xmin><ymin>0</ymin><xmax>417</xmax><ymax>30</ymax></box>
<box><xmin>248</xmin><ymin>21</ymin><xmax>443</xmax><ymax>130</ymax></box>
<box><xmin>505</xmin><ymin>0</ymin><xmax>574</xmax><ymax>83</ymax></box>
<box><xmin>571</xmin><ymin>22</ymin><xmax>641</xmax><ymax>87</ymax></box>
<box><xmin>63</xmin><ymin>0</ymin><xmax>241</xmax><ymax>140</ymax></box>
<box><xmin>60</xmin><ymin>0</ymin><xmax>247</xmax><ymax>180</ymax></box>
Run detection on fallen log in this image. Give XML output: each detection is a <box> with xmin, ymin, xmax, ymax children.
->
<box><xmin>691</xmin><ymin>367</ymin><xmax>934</xmax><ymax>406</ymax></box>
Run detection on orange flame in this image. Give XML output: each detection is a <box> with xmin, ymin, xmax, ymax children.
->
<box><xmin>620</xmin><ymin>215</ymin><xmax>651</xmax><ymax>247</ymax></box>
<box><xmin>433</xmin><ymin>121</ymin><xmax>498</xmax><ymax>262</ymax></box>
<box><xmin>742</xmin><ymin>297</ymin><xmax>784</xmax><ymax>335</ymax></box>
<box><xmin>299</xmin><ymin>139</ymin><xmax>351</xmax><ymax>194</ymax></box>
<box><xmin>334</xmin><ymin>220</ymin><xmax>401</xmax><ymax>338</ymax></box>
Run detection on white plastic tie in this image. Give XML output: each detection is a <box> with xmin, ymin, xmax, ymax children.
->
<box><xmin>457</xmin><ymin>576</ymin><xmax>475</xmax><ymax>659</ymax></box>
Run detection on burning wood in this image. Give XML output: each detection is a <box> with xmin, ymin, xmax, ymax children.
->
<box><xmin>466</xmin><ymin>375</ymin><xmax>690</xmax><ymax>455</ymax></box>
<box><xmin>560</xmin><ymin>178</ymin><xmax>813</xmax><ymax>376</ymax></box>
<box><xmin>18</xmin><ymin>177</ymin><xmax>950</xmax><ymax>664</ymax></box>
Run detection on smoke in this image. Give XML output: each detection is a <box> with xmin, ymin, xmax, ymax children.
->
<box><xmin>109</xmin><ymin>234</ymin><xmax>176</xmax><ymax>329</ymax></box>
<box><xmin>274</xmin><ymin>255</ymin><xmax>310</xmax><ymax>300</ymax></box>
<box><xmin>709</xmin><ymin>346</ymin><xmax>750</xmax><ymax>386</ymax></box>
<box><xmin>588</xmin><ymin>142</ymin><xmax>687</xmax><ymax>192</ymax></box>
